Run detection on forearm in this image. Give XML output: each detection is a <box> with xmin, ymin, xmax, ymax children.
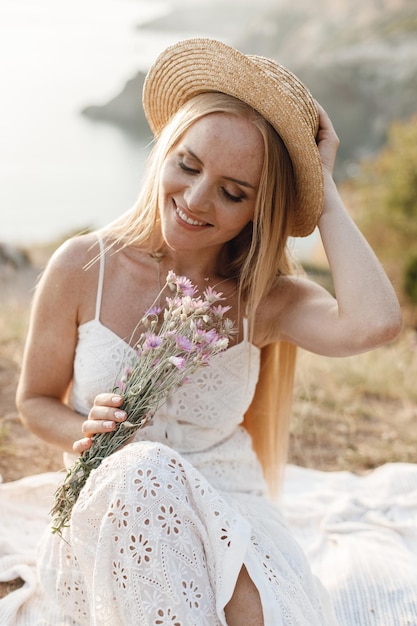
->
<box><xmin>16</xmin><ymin>393</ymin><xmax>85</xmax><ymax>454</ymax></box>
<box><xmin>276</xmin><ymin>103</ymin><xmax>402</xmax><ymax>357</ymax></box>
<box><xmin>318</xmin><ymin>173</ymin><xmax>402</xmax><ymax>344</ymax></box>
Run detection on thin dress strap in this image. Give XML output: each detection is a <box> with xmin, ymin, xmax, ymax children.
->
<box><xmin>242</xmin><ymin>317</ymin><xmax>249</xmax><ymax>343</ymax></box>
<box><xmin>94</xmin><ymin>235</ymin><xmax>105</xmax><ymax>321</ymax></box>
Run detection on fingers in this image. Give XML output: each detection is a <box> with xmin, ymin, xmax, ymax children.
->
<box><xmin>83</xmin><ymin>402</ymin><xmax>127</xmax><ymax>435</ymax></box>
<box><xmin>73</xmin><ymin>436</ymin><xmax>93</xmax><ymax>455</ymax></box>
<box><xmin>89</xmin><ymin>393</ymin><xmax>126</xmax><ymax>430</ymax></box>
<box><xmin>73</xmin><ymin>393</ymin><xmax>127</xmax><ymax>454</ymax></box>
<box><xmin>314</xmin><ymin>101</ymin><xmax>340</xmax><ymax>175</ymax></box>
<box><xmin>94</xmin><ymin>393</ymin><xmax>124</xmax><ymax>408</ymax></box>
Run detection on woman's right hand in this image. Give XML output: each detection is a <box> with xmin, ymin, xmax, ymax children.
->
<box><xmin>73</xmin><ymin>394</ymin><xmax>127</xmax><ymax>454</ymax></box>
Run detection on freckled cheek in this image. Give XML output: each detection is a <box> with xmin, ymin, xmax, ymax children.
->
<box><xmin>159</xmin><ymin>166</ymin><xmax>183</xmax><ymax>202</ymax></box>
<box><xmin>158</xmin><ymin>177</ymin><xmax>173</xmax><ymax>211</ymax></box>
<box><xmin>229</xmin><ymin>203</ymin><xmax>255</xmax><ymax>227</ymax></box>
<box><xmin>219</xmin><ymin>211</ymin><xmax>252</xmax><ymax>238</ymax></box>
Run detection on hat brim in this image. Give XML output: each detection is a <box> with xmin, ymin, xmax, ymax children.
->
<box><xmin>143</xmin><ymin>38</ymin><xmax>324</xmax><ymax>237</ymax></box>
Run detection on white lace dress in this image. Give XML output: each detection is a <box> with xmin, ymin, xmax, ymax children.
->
<box><xmin>36</xmin><ymin>250</ymin><xmax>339</xmax><ymax>626</ymax></box>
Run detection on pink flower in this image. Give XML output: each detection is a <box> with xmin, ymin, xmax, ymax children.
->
<box><xmin>168</xmin><ymin>356</ymin><xmax>186</xmax><ymax>370</ymax></box>
<box><xmin>211</xmin><ymin>304</ymin><xmax>231</xmax><ymax>318</ymax></box>
<box><xmin>194</xmin><ymin>348</ymin><xmax>212</xmax><ymax>364</ymax></box>
<box><xmin>175</xmin><ymin>275</ymin><xmax>197</xmax><ymax>297</ymax></box>
<box><xmin>176</xmin><ymin>335</ymin><xmax>193</xmax><ymax>352</ymax></box>
<box><xmin>144</xmin><ymin>333</ymin><xmax>162</xmax><ymax>350</ymax></box>
<box><xmin>197</xmin><ymin>328</ymin><xmax>220</xmax><ymax>345</ymax></box>
<box><xmin>203</xmin><ymin>285</ymin><xmax>223</xmax><ymax>303</ymax></box>
<box><xmin>190</xmin><ymin>298</ymin><xmax>207</xmax><ymax>313</ymax></box>
<box><xmin>145</xmin><ymin>305</ymin><xmax>163</xmax><ymax>318</ymax></box>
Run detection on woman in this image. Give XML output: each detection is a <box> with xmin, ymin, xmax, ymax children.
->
<box><xmin>16</xmin><ymin>39</ymin><xmax>401</xmax><ymax>625</ymax></box>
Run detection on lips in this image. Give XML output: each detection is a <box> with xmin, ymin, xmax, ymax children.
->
<box><xmin>174</xmin><ymin>203</ymin><xmax>210</xmax><ymax>227</ymax></box>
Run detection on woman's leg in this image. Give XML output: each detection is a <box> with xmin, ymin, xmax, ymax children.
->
<box><xmin>68</xmin><ymin>443</ymin><xmax>239</xmax><ymax>624</ymax></box>
<box><xmin>225</xmin><ymin>565</ymin><xmax>264</xmax><ymax>626</ymax></box>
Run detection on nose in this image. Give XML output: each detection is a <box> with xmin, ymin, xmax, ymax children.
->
<box><xmin>184</xmin><ymin>177</ymin><xmax>213</xmax><ymax>214</ymax></box>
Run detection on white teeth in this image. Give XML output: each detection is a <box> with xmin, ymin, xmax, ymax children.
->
<box><xmin>176</xmin><ymin>206</ymin><xmax>207</xmax><ymax>226</ymax></box>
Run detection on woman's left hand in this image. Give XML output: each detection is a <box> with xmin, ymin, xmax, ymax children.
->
<box><xmin>315</xmin><ymin>102</ymin><xmax>340</xmax><ymax>177</ymax></box>
<box><xmin>272</xmin><ymin>101</ymin><xmax>402</xmax><ymax>358</ymax></box>
<box><xmin>72</xmin><ymin>394</ymin><xmax>126</xmax><ymax>455</ymax></box>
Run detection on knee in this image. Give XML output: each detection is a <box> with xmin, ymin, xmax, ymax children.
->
<box><xmin>74</xmin><ymin>441</ymin><xmax>189</xmax><ymax>521</ymax></box>
<box><xmin>224</xmin><ymin>566</ymin><xmax>264</xmax><ymax>626</ymax></box>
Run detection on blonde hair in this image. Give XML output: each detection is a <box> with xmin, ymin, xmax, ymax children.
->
<box><xmin>105</xmin><ymin>93</ymin><xmax>298</xmax><ymax>496</ymax></box>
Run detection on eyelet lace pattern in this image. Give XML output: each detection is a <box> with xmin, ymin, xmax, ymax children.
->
<box><xmin>37</xmin><ymin>323</ymin><xmax>337</xmax><ymax>625</ymax></box>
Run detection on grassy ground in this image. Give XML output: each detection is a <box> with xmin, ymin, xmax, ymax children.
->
<box><xmin>291</xmin><ymin>335</ymin><xmax>417</xmax><ymax>471</ymax></box>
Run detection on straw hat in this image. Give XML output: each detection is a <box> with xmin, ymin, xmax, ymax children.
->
<box><xmin>142</xmin><ymin>38</ymin><xmax>324</xmax><ymax>237</ymax></box>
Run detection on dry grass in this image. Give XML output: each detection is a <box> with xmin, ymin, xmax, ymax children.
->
<box><xmin>289</xmin><ymin>332</ymin><xmax>417</xmax><ymax>471</ymax></box>
<box><xmin>0</xmin><ymin>264</ymin><xmax>64</xmax><ymax>483</ymax></box>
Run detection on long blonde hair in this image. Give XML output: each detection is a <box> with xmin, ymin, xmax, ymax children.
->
<box><xmin>105</xmin><ymin>92</ymin><xmax>299</xmax><ymax>495</ymax></box>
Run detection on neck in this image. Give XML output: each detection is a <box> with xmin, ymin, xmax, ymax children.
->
<box><xmin>151</xmin><ymin>248</ymin><xmax>224</xmax><ymax>284</ymax></box>
<box><xmin>149</xmin><ymin>249</ymin><xmax>237</xmax><ymax>301</ymax></box>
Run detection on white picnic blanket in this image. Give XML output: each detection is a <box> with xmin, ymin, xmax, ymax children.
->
<box><xmin>281</xmin><ymin>463</ymin><xmax>417</xmax><ymax>625</ymax></box>
<box><xmin>1</xmin><ymin>463</ymin><xmax>417</xmax><ymax>625</ymax></box>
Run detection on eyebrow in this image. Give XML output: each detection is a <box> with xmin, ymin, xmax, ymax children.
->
<box><xmin>182</xmin><ymin>145</ymin><xmax>256</xmax><ymax>190</ymax></box>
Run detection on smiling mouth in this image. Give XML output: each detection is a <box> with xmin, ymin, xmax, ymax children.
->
<box><xmin>175</xmin><ymin>205</ymin><xmax>209</xmax><ymax>227</ymax></box>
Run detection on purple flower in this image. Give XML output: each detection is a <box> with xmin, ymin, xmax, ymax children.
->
<box><xmin>144</xmin><ymin>333</ymin><xmax>162</xmax><ymax>350</ymax></box>
<box><xmin>145</xmin><ymin>305</ymin><xmax>163</xmax><ymax>318</ymax></box>
<box><xmin>197</xmin><ymin>328</ymin><xmax>220</xmax><ymax>345</ymax></box>
<box><xmin>176</xmin><ymin>335</ymin><xmax>193</xmax><ymax>352</ymax></box>
<box><xmin>175</xmin><ymin>275</ymin><xmax>197</xmax><ymax>297</ymax></box>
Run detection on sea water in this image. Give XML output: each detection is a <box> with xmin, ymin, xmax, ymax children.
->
<box><xmin>0</xmin><ymin>0</ymin><xmax>316</xmax><ymax>259</ymax></box>
<box><xmin>0</xmin><ymin>0</ymin><xmax>182</xmax><ymax>245</ymax></box>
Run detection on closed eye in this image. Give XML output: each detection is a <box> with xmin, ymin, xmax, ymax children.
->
<box><xmin>222</xmin><ymin>188</ymin><xmax>244</xmax><ymax>203</ymax></box>
<box><xmin>179</xmin><ymin>161</ymin><xmax>199</xmax><ymax>174</ymax></box>
<box><xmin>179</xmin><ymin>160</ymin><xmax>245</xmax><ymax>202</ymax></box>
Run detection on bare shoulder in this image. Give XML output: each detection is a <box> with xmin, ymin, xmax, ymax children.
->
<box><xmin>33</xmin><ymin>232</ymin><xmax>105</xmax><ymax>322</ymax></box>
<box><xmin>273</xmin><ymin>273</ymin><xmax>323</xmax><ymax>301</ymax></box>
<box><xmin>46</xmin><ymin>232</ymin><xmax>102</xmax><ymax>273</ymax></box>
<box><xmin>255</xmin><ymin>273</ymin><xmax>328</xmax><ymax>345</ymax></box>
<box><xmin>38</xmin><ymin>232</ymin><xmax>105</xmax><ymax>294</ymax></box>
<box><xmin>262</xmin><ymin>273</ymin><xmax>316</xmax><ymax>313</ymax></box>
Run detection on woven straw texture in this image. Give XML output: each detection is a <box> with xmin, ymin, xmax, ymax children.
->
<box><xmin>143</xmin><ymin>38</ymin><xmax>324</xmax><ymax>237</ymax></box>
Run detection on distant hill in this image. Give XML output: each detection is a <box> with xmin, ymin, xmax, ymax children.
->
<box><xmin>82</xmin><ymin>71</ymin><xmax>149</xmax><ymax>139</ymax></box>
<box><xmin>240</xmin><ymin>0</ymin><xmax>417</xmax><ymax>176</ymax></box>
<box><xmin>82</xmin><ymin>0</ymin><xmax>417</xmax><ymax>179</ymax></box>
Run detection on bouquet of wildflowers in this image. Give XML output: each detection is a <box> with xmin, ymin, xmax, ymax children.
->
<box><xmin>51</xmin><ymin>270</ymin><xmax>234</xmax><ymax>536</ymax></box>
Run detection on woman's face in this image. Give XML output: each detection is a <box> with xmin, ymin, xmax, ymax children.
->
<box><xmin>158</xmin><ymin>112</ymin><xmax>263</xmax><ymax>255</ymax></box>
